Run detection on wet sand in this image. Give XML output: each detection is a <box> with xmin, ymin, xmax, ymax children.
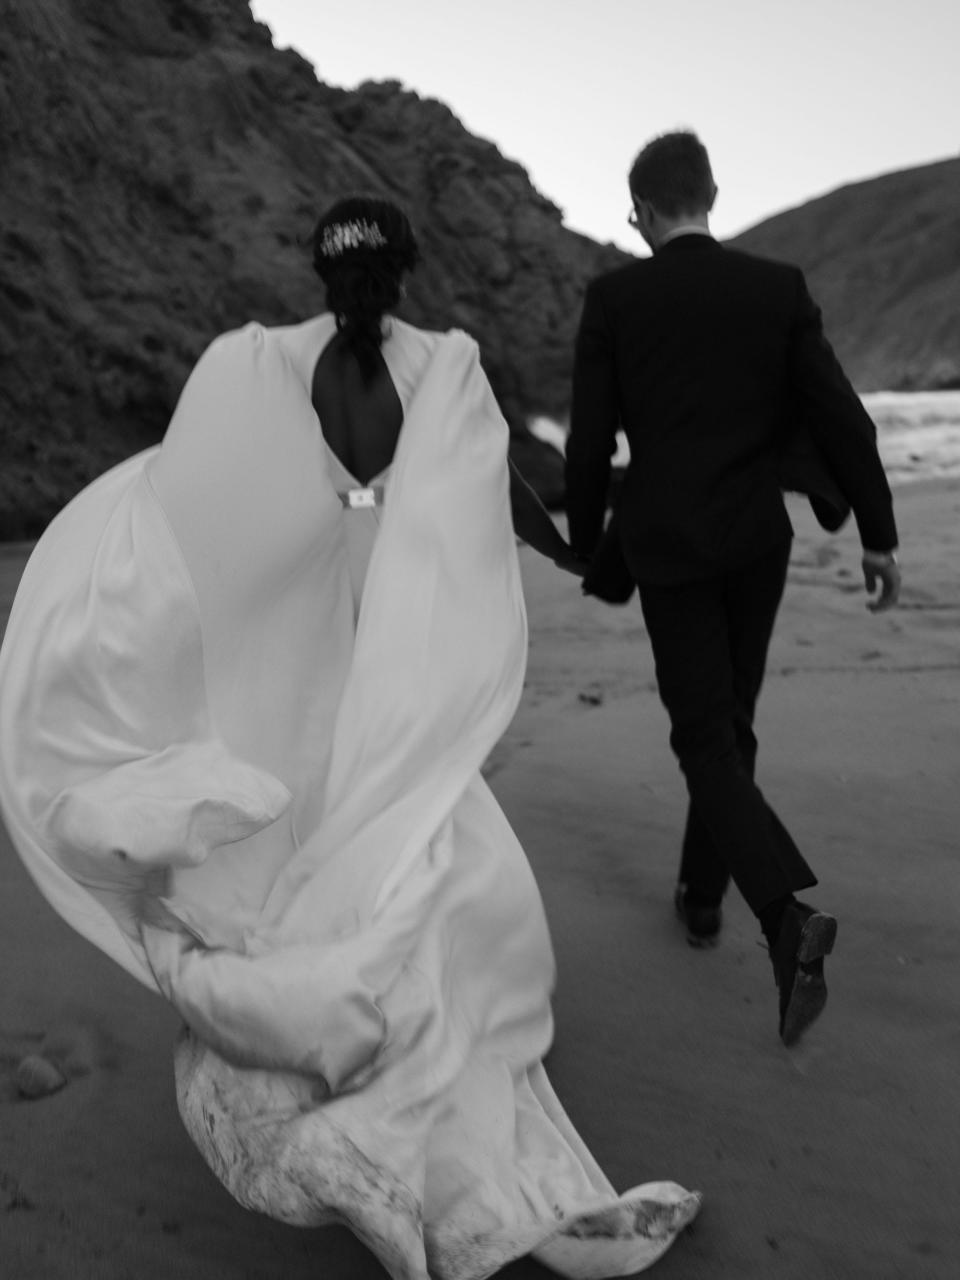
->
<box><xmin>2</xmin><ymin>480</ymin><xmax>958</xmax><ymax>1279</ymax></box>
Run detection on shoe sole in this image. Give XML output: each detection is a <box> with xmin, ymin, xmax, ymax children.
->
<box><xmin>685</xmin><ymin>929</ymin><xmax>719</xmax><ymax>950</ymax></box>
<box><xmin>673</xmin><ymin>892</ymin><xmax>721</xmax><ymax>949</ymax></box>
<box><xmin>781</xmin><ymin>913</ymin><xmax>837</xmax><ymax>1047</ymax></box>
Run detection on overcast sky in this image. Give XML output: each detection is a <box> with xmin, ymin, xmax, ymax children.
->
<box><xmin>250</xmin><ymin>0</ymin><xmax>958</xmax><ymax>251</ymax></box>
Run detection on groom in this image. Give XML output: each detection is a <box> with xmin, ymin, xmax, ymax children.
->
<box><xmin>565</xmin><ymin>130</ymin><xmax>901</xmax><ymax>1046</ymax></box>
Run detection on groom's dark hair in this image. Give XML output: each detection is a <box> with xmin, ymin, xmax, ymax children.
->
<box><xmin>628</xmin><ymin>131</ymin><xmax>716</xmax><ymax>217</ymax></box>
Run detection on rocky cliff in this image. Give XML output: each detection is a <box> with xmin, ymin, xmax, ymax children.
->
<box><xmin>729</xmin><ymin>157</ymin><xmax>960</xmax><ymax>392</ymax></box>
<box><xmin>0</xmin><ymin>0</ymin><xmax>627</xmax><ymax>536</ymax></box>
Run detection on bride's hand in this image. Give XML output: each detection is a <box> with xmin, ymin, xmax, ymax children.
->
<box><xmin>553</xmin><ymin>546</ymin><xmax>591</xmax><ymax>577</ymax></box>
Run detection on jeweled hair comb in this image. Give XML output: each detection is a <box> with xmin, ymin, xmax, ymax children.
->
<box><xmin>318</xmin><ymin>219</ymin><xmax>388</xmax><ymax>258</ymax></box>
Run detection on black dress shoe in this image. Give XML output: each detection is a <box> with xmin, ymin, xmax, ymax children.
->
<box><xmin>674</xmin><ymin>885</ymin><xmax>722</xmax><ymax>948</ymax></box>
<box><xmin>771</xmin><ymin>902</ymin><xmax>837</xmax><ymax>1046</ymax></box>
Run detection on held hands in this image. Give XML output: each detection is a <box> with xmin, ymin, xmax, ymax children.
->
<box><xmin>553</xmin><ymin>546</ymin><xmax>592</xmax><ymax>577</ymax></box>
<box><xmin>862</xmin><ymin>550</ymin><xmax>901</xmax><ymax>612</ymax></box>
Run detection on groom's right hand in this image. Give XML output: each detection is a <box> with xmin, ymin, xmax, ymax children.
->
<box><xmin>862</xmin><ymin>550</ymin><xmax>900</xmax><ymax>612</ymax></box>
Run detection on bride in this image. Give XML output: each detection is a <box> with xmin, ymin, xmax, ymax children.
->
<box><xmin>0</xmin><ymin>196</ymin><xmax>700</xmax><ymax>1279</ymax></box>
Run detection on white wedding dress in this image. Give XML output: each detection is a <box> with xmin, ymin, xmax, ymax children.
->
<box><xmin>0</xmin><ymin>314</ymin><xmax>700</xmax><ymax>1279</ymax></box>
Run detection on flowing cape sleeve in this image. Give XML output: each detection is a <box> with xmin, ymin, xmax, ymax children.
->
<box><xmin>0</xmin><ymin>322</ymin><xmax>347</xmax><ymax>987</ymax></box>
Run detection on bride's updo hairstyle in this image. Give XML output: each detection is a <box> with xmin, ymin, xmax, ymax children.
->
<box><xmin>312</xmin><ymin>195</ymin><xmax>420</xmax><ymax>379</ymax></box>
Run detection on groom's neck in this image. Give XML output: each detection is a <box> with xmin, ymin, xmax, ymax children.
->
<box><xmin>651</xmin><ymin>211</ymin><xmax>711</xmax><ymax>251</ymax></box>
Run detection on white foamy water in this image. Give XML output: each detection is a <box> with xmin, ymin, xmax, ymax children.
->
<box><xmin>531</xmin><ymin>391</ymin><xmax>960</xmax><ymax>486</ymax></box>
<box><xmin>863</xmin><ymin>391</ymin><xmax>960</xmax><ymax>485</ymax></box>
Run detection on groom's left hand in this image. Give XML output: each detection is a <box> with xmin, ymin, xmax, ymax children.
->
<box><xmin>554</xmin><ymin>547</ymin><xmax>591</xmax><ymax>577</ymax></box>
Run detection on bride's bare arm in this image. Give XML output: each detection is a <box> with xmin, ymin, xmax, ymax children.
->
<box><xmin>508</xmin><ymin>458</ymin><xmax>587</xmax><ymax>574</ymax></box>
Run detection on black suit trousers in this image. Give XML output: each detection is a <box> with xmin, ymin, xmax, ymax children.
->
<box><xmin>637</xmin><ymin>539</ymin><xmax>817</xmax><ymax>915</ymax></box>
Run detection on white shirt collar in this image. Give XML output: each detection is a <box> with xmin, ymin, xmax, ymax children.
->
<box><xmin>658</xmin><ymin>225</ymin><xmax>713</xmax><ymax>246</ymax></box>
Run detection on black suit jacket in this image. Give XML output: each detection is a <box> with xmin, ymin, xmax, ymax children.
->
<box><xmin>566</xmin><ymin>235</ymin><xmax>898</xmax><ymax>589</ymax></box>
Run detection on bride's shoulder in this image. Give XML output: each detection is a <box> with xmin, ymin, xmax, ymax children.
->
<box><xmin>383</xmin><ymin>320</ymin><xmax>482</xmax><ymax>406</ymax></box>
<box><xmin>187</xmin><ymin>322</ymin><xmax>270</xmax><ymax>380</ymax></box>
<box><xmin>391</xmin><ymin>322</ymin><xmax>483</xmax><ymax>381</ymax></box>
<box><xmin>202</xmin><ymin>316</ymin><xmax>328</xmax><ymax>359</ymax></box>
<box><xmin>185</xmin><ymin>316</ymin><xmax>335</xmax><ymax>393</ymax></box>
<box><xmin>268</xmin><ymin>313</ymin><xmax>337</xmax><ymax>354</ymax></box>
<box><xmin>255</xmin><ymin>314</ymin><xmax>338</xmax><ymax>379</ymax></box>
<box><xmin>389</xmin><ymin>318</ymin><xmax>478</xmax><ymax>354</ymax></box>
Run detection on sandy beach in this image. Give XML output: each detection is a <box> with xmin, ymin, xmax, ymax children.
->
<box><xmin>2</xmin><ymin>479</ymin><xmax>958</xmax><ymax>1280</ymax></box>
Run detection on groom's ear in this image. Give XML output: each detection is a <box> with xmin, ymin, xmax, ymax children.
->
<box><xmin>708</xmin><ymin>182</ymin><xmax>718</xmax><ymax>212</ymax></box>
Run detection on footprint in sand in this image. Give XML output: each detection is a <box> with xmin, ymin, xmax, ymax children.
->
<box><xmin>0</xmin><ymin>1024</ymin><xmax>105</xmax><ymax>1101</ymax></box>
<box><xmin>0</xmin><ymin>1169</ymin><xmax>37</xmax><ymax>1212</ymax></box>
<box><xmin>0</xmin><ymin>1029</ymin><xmax>44</xmax><ymax>1101</ymax></box>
